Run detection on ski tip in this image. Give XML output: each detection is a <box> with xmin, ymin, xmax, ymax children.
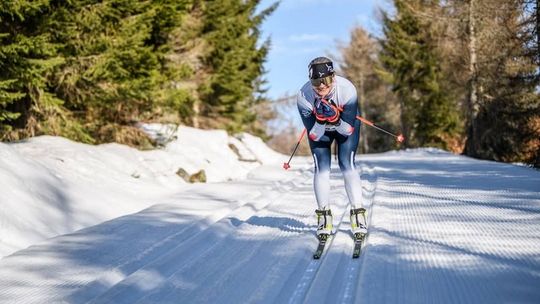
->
<box><xmin>317</xmin><ymin>234</ymin><xmax>329</xmax><ymax>241</ymax></box>
<box><xmin>354</xmin><ymin>232</ymin><xmax>366</xmax><ymax>240</ymax></box>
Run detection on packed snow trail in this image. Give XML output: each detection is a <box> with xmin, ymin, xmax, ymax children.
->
<box><xmin>0</xmin><ymin>149</ymin><xmax>539</xmax><ymax>303</ymax></box>
<box><xmin>357</xmin><ymin>150</ymin><xmax>540</xmax><ymax>303</ymax></box>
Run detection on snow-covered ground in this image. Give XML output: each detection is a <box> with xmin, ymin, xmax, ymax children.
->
<box><xmin>0</xmin><ymin>126</ymin><xmax>282</xmax><ymax>258</ymax></box>
<box><xmin>1</xmin><ymin>130</ymin><xmax>539</xmax><ymax>303</ymax></box>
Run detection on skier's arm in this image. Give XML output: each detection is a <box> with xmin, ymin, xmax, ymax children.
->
<box><xmin>297</xmin><ymin>92</ymin><xmax>326</xmax><ymax>141</ymax></box>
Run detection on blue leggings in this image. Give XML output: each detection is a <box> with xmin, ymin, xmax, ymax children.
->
<box><xmin>309</xmin><ymin>119</ymin><xmax>362</xmax><ymax>210</ymax></box>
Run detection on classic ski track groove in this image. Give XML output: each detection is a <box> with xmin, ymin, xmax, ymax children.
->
<box><xmin>337</xmin><ymin>162</ymin><xmax>377</xmax><ymax>304</ymax></box>
<box><xmin>5</xmin><ymin>190</ymin><xmax>269</xmax><ymax>301</ymax></box>
<box><xmin>128</xmin><ymin>168</ymin><xmax>318</xmax><ymax>303</ymax></box>
<box><xmin>134</xmin><ymin>189</ymin><xmax>314</xmax><ymax>303</ymax></box>
<box><xmin>0</xmin><ymin>183</ymin><xmax>269</xmax><ymax>300</ymax></box>
<box><xmin>288</xmin><ymin>197</ymin><xmax>349</xmax><ymax>304</ymax></box>
<box><xmin>87</xmin><ymin>180</ymin><xmax>293</xmax><ymax>303</ymax></box>
<box><xmin>0</xmin><ymin>177</ymin><xmax>290</xmax><ymax>304</ymax></box>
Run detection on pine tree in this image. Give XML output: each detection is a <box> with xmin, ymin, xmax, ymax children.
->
<box><xmin>339</xmin><ymin>26</ymin><xmax>400</xmax><ymax>153</ymax></box>
<box><xmin>199</xmin><ymin>0</ymin><xmax>277</xmax><ymax>133</ymax></box>
<box><xmin>1</xmin><ymin>0</ymin><xmax>277</xmax><ymax>145</ymax></box>
<box><xmin>0</xmin><ymin>79</ymin><xmax>24</xmax><ymax>132</ymax></box>
<box><xmin>47</xmin><ymin>0</ymin><xmax>174</xmax><ymax>146</ymax></box>
<box><xmin>0</xmin><ymin>0</ymin><xmax>64</xmax><ymax>140</ymax></box>
<box><xmin>146</xmin><ymin>0</ymin><xmax>198</xmax><ymax>124</ymax></box>
<box><xmin>379</xmin><ymin>0</ymin><xmax>461</xmax><ymax>149</ymax></box>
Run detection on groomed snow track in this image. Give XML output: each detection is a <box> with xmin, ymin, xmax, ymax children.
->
<box><xmin>1</xmin><ymin>149</ymin><xmax>539</xmax><ymax>304</ymax></box>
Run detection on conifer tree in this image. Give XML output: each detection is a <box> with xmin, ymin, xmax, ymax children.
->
<box><xmin>379</xmin><ymin>0</ymin><xmax>461</xmax><ymax>148</ymax></box>
<box><xmin>200</xmin><ymin>0</ymin><xmax>277</xmax><ymax>133</ymax></box>
<box><xmin>1</xmin><ymin>0</ymin><xmax>277</xmax><ymax>145</ymax></box>
<box><xmin>0</xmin><ymin>0</ymin><xmax>64</xmax><ymax>140</ymax></box>
<box><xmin>146</xmin><ymin>0</ymin><xmax>197</xmax><ymax>122</ymax></box>
<box><xmin>48</xmin><ymin>0</ymin><xmax>170</xmax><ymax>145</ymax></box>
<box><xmin>340</xmin><ymin>26</ymin><xmax>400</xmax><ymax>153</ymax></box>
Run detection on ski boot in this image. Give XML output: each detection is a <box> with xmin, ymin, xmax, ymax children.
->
<box><xmin>315</xmin><ymin>208</ymin><xmax>333</xmax><ymax>239</ymax></box>
<box><xmin>350</xmin><ymin>207</ymin><xmax>368</xmax><ymax>238</ymax></box>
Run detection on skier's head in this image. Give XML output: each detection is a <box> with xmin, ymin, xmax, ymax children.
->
<box><xmin>308</xmin><ymin>57</ymin><xmax>335</xmax><ymax>97</ymax></box>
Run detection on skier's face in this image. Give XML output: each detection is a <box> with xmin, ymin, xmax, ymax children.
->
<box><xmin>312</xmin><ymin>77</ymin><xmax>333</xmax><ymax>97</ymax></box>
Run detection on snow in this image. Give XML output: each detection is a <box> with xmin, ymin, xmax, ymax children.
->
<box><xmin>1</xmin><ymin>131</ymin><xmax>540</xmax><ymax>303</ymax></box>
<box><xmin>0</xmin><ymin>126</ymin><xmax>284</xmax><ymax>258</ymax></box>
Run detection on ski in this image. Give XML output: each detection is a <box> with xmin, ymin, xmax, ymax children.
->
<box><xmin>352</xmin><ymin>233</ymin><xmax>365</xmax><ymax>259</ymax></box>
<box><xmin>313</xmin><ymin>234</ymin><xmax>329</xmax><ymax>259</ymax></box>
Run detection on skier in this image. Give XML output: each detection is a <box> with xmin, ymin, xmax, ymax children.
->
<box><xmin>296</xmin><ymin>56</ymin><xmax>367</xmax><ymax>239</ymax></box>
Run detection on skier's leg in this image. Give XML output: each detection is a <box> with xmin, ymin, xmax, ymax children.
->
<box><xmin>309</xmin><ymin>136</ymin><xmax>332</xmax><ymax>210</ymax></box>
<box><xmin>337</xmin><ymin>119</ymin><xmax>362</xmax><ymax>209</ymax></box>
<box><xmin>309</xmin><ymin>135</ymin><xmax>333</xmax><ymax>236</ymax></box>
<box><xmin>337</xmin><ymin>120</ymin><xmax>367</xmax><ymax>235</ymax></box>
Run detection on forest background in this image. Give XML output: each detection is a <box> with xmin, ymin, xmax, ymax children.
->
<box><xmin>1</xmin><ymin>0</ymin><xmax>538</xmax><ymax>167</ymax></box>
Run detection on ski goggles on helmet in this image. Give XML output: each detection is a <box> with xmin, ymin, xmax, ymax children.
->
<box><xmin>310</xmin><ymin>75</ymin><xmax>334</xmax><ymax>87</ymax></box>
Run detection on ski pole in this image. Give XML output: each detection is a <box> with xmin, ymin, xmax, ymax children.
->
<box><xmin>283</xmin><ymin>128</ymin><xmax>307</xmax><ymax>170</ymax></box>
<box><xmin>356</xmin><ymin>116</ymin><xmax>405</xmax><ymax>143</ymax></box>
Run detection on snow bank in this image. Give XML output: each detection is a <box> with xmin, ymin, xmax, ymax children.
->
<box><xmin>0</xmin><ymin>126</ymin><xmax>285</xmax><ymax>257</ymax></box>
<box><xmin>234</xmin><ymin>132</ymin><xmax>284</xmax><ymax>165</ymax></box>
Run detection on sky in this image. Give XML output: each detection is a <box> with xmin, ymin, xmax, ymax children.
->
<box><xmin>257</xmin><ymin>0</ymin><xmax>393</xmax><ymax>100</ymax></box>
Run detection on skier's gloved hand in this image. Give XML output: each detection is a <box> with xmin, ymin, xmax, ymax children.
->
<box><xmin>335</xmin><ymin>120</ymin><xmax>354</xmax><ymax>136</ymax></box>
<box><xmin>314</xmin><ymin>99</ymin><xmax>341</xmax><ymax>125</ymax></box>
<box><xmin>309</xmin><ymin>122</ymin><xmax>326</xmax><ymax>141</ymax></box>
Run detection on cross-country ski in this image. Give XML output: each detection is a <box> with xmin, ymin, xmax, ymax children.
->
<box><xmin>313</xmin><ymin>234</ymin><xmax>329</xmax><ymax>259</ymax></box>
<box><xmin>352</xmin><ymin>233</ymin><xmax>365</xmax><ymax>259</ymax></box>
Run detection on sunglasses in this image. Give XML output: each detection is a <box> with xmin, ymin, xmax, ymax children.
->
<box><xmin>310</xmin><ymin>75</ymin><xmax>334</xmax><ymax>87</ymax></box>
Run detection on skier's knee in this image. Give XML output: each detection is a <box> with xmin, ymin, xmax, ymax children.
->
<box><xmin>338</xmin><ymin>160</ymin><xmax>353</xmax><ymax>172</ymax></box>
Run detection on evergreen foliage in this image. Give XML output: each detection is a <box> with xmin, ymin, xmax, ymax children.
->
<box><xmin>339</xmin><ymin>27</ymin><xmax>400</xmax><ymax>153</ymax></box>
<box><xmin>0</xmin><ymin>0</ymin><xmax>64</xmax><ymax>140</ymax></box>
<box><xmin>200</xmin><ymin>0</ymin><xmax>277</xmax><ymax>133</ymax></box>
<box><xmin>48</xmin><ymin>0</ymin><xmax>172</xmax><ymax>145</ymax></box>
<box><xmin>0</xmin><ymin>0</ymin><xmax>276</xmax><ymax>146</ymax></box>
<box><xmin>379</xmin><ymin>0</ymin><xmax>461</xmax><ymax>149</ymax></box>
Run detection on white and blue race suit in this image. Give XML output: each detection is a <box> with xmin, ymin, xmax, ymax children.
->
<box><xmin>297</xmin><ymin>75</ymin><xmax>363</xmax><ymax>210</ymax></box>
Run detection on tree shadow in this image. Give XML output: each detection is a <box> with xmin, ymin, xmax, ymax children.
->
<box><xmin>354</xmin><ymin>151</ymin><xmax>540</xmax><ymax>303</ymax></box>
<box><xmin>359</xmin><ymin>226</ymin><xmax>540</xmax><ymax>303</ymax></box>
<box><xmin>229</xmin><ymin>215</ymin><xmax>314</xmax><ymax>233</ymax></box>
<box><xmin>0</xmin><ymin>201</ymin><xmax>320</xmax><ymax>304</ymax></box>
<box><xmin>362</xmin><ymin>151</ymin><xmax>540</xmax><ymax>193</ymax></box>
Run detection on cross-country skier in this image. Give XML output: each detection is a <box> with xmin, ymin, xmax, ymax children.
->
<box><xmin>296</xmin><ymin>56</ymin><xmax>367</xmax><ymax>238</ymax></box>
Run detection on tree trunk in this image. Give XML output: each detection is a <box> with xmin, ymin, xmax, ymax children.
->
<box><xmin>358</xmin><ymin>71</ymin><xmax>369</xmax><ymax>153</ymax></box>
<box><xmin>536</xmin><ymin>0</ymin><xmax>540</xmax><ymax>68</ymax></box>
<box><xmin>192</xmin><ymin>100</ymin><xmax>200</xmax><ymax>128</ymax></box>
<box><xmin>399</xmin><ymin>97</ymin><xmax>410</xmax><ymax>148</ymax></box>
<box><xmin>465</xmin><ymin>0</ymin><xmax>479</xmax><ymax>156</ymax></box>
